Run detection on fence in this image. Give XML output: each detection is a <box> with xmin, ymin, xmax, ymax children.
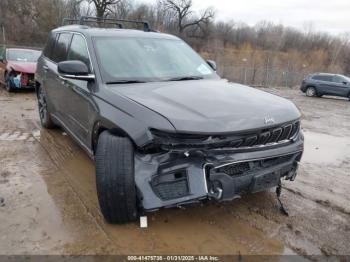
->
<box><xmin>218</xmin><ymin>65</ymin><xmax>307</xmax><ymax>88</ymax></box>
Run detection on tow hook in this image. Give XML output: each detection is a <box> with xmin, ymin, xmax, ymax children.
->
<box><xmin>208</xmin><ymin>186</ymin><xmax>223</xmax><ymax>200</ymax></box>
<box><xmin>276</xmin><ymin>180</ymin><xmax>289</xmax><ymax>216</ymax></box>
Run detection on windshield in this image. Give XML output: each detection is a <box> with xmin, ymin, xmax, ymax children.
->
<box><xmin>93</xmin><ymin>37</ymin><xmax>218</xmax><ymax>83</ymax></box>
<box><xmin>343</xmin><ymin>76</ymin><xmax>350</xmax><ymax>82</ymax></box>
<box><xmin>7</xmin><ymin>49</ymin><xmax>41</xmax><ymax>62</ymax></box>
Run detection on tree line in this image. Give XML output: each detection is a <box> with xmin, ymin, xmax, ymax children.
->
<box><xmin>1</xmin><ymin>0</ymin><xmax>349</xmax><ymax>85</ymax></box>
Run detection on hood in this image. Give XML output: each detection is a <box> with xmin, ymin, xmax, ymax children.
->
<box><xmin>7</xmin><ymin>61</ymin><xmax>37</xmax><ymax>74</ymax></box>
<box><xmin>111</xmin><ymin>79</ymin><xmax>301</xmax><ymax>133</ymax></box>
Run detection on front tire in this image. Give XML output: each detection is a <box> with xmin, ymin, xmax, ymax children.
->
<box><xmin>95</xmin><ymin>131</ymin><xmax>139</xmax><ymax>224</ymax></box>
<box><xmin>37</xmin><ymin>85</ymin><xmax>56</xmax><ymax>128</ymax></box>
<box><xmin>4</xmin><ymin>73</ymin><xmax>14</xmax><ymax>92</ymax></box>
<box><xmin>306</xmin><ymin>86</ymin><xmax>316</xmax><ymax>97</ymax></box>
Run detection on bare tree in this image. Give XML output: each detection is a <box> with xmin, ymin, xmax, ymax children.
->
<box><xmin>162</xmin><ymin>0</ymin><xmax>214</xmax><ymax>34</ymax></box>
<box><xmin>108</xmin><ymin>0</ymin><xmax>133</xmax><ymax>19</ymax></box>
<box><xmin>90</xmin><ymin>0</ymin><xmax>120</xmax><ymax>19</ymax></box>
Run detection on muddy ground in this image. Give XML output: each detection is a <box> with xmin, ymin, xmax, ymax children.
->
<box><xmin>0</xmin><ymin>87</ymin><xmax>349</xmax><ymax>257</ymax></box>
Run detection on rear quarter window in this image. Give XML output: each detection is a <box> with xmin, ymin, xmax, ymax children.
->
<box><xmin>51</xmin><ymin>33</ymin><xmax>72</xmax><ymax>63</ymax></box>
<box><xmin>43</xmin><ymin>33</ymin><xmax>57</xmax><ymax>60</ymax></box>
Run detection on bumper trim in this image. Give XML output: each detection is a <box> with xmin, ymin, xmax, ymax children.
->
<box><xmin>212</xmin><ymin>150</ymin><xmax>303</xmax><ymax>169</ymax></box>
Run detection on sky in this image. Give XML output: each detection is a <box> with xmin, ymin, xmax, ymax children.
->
<box><xmin>141</xmin><ymin>0</ymin><xmax>350</xmax><ymax>35</ymax></box>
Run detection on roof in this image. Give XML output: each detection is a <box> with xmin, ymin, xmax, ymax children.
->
<box><xmin>311</xmin><ymin>72</ymin><xmax>348</xmax><ymax>78</ymax></box>
<box><xmin>312</xmin><ymin>72</ymin><xmax>336</xmax><ymax>76</ymax></box>
<box><xmin>52</xmin><ymin>25</ymin><xmax>179</xmax><ymax>40</ymax></box>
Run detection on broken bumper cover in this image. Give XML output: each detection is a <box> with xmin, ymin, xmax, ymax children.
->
<box><xmin>9</xmin><ymin>72</ymin><xmax>35</xmax><ymax>89</ymax></box>
<box><xmin>135</xmin><ymin>132</ymin><xmax>304</xmax><ymax>211</ymax></box>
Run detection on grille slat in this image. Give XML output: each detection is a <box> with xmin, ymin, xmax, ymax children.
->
<box><xmin>289</xmin><ymin>122</ymin><xmax>300</xmax><ymax>139</ymax></box>
<box><xmin>242</xmin><ymin>135</ymin><xmax>258</xmax><ymax>147</ymax></box>
<box><xmin>279</xmin><ymin>124</ymin><xmax>293</xmax><ymax>141</ymax></box>
<box><xmin>267</xmin><ymin>128</ymin><xmax>282</xmax><ymax>143</ymax></box>
<box><xmin>258</xmin><ymin>131</ymin><xmax>271</xmax><ymax>144</ymax></box>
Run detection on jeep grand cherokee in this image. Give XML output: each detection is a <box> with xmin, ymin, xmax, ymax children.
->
<box><xmin>35</xmin><ymin>17</ymin><xmax>304</xmax><ymax>224</ymax></box>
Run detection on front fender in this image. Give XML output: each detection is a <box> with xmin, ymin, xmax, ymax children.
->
<box><xmin>92</xmin><ymin>93</ymin><xmax>175</xmax><ymax>149</ymax></box>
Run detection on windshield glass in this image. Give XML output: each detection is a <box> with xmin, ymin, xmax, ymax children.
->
<box><xmin>343</xmin><ymin>76</ymin><xmax>350</xmax><ymax>82</ymax></box>
<box><xmin>7</xmin><ymin>49</ymin><xmax>41</xmax><ymax>62</ymax></box>
<box><xmin>93</xmin><ymin>37</ymin><xmax>218</xmax><ymax>83</ymax></box>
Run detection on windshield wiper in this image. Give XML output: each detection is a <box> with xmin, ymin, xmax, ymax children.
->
<box><xmin>106</xmin><ymin>80</ymin><xmax>147</xmax><ymax>84</ymax></box>
<box><xmin>166</xmin><ymin>76</ymin><xmax>204</xmax><ymax>81</ymax></box>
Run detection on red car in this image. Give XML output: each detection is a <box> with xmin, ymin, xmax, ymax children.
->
<box><xmin>0</xmin><ymin>48</ymin><xmax>41</xmax><ymax>92</ymax></box>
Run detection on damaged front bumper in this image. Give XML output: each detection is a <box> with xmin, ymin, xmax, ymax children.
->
<box><xmin>8</xmin><ymin>72</ymin><xmax>35</xmax><ymax>89</ymax></box>
<box><xmin>135</xmin><ymin>131</ymin><xmax>304</xmax><ymax>211</ymax></box>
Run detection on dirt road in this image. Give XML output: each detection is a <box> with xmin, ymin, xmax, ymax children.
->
<box><xmin>0</xmin><ymin>87</ymin><xmax>349</xmax><ymax>257</ymax></box>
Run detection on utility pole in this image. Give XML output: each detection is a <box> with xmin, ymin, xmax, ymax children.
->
<box><xmin>1</xmin><ymin>23</ymin><xmax>5</xmax><ymax>46</ymax></box>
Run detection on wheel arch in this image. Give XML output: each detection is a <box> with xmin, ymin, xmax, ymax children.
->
<box><xmin>91</xmin><ymin>119</ymin><xmax>135</xmax><ymax>155</ymax></box>
<box><xmin>306</xmin><ymin>85</ymin><xmax>317</xmax><ymax>89</ymax></box>
<box><xmin>306</xmin><ymin>85</ymin><xmax>319</xmax><ymax>94</ymax></box>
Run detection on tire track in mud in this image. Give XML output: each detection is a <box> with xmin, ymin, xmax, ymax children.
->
<box><xmin>0</xmin><ymin>130</ymin><xmax>36</xmax><ymax>142</ymax></box>
<box><xmin>284</xmin><ymin>186</ymin><xmax>350</xmax><ymax>216</ymax></box>
<box><xmin>28</xmin><ymin>128</ymin><xmax>115</xmax><ymax>246</ymax></box>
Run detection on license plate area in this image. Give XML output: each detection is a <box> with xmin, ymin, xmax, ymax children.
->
<box><xmin>251</xmin><ymin>172</ymin><xmax>280</xmax><ymax>193</ymax></box>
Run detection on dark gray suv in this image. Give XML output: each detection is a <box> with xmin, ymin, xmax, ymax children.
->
<box><xmin>35</xmin><ymin>17</ymin><xmax>304</xmax><ymax>224</ymax></box>
<box><xmin>300</xmin><ymin>73</ymin><xmax>350</xmax><ymax>100</ymax></box>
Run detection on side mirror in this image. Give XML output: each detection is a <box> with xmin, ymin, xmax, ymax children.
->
<box><xmin>58</xmin><ymin>60</ymin><xmax>95</xmax><ymax>81</ymax></box>
<box><xmin>206</xmin><ymin>60</ymin><xmax>217</xmax><ymax>71</ymax></box>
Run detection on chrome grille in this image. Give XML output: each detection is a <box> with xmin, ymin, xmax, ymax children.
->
<box><xmin>151</xmin><ymin>121</ymin><xmax>300</xmax><ymax>150</ymax></box>
<box><xmin>236</xmin><ymin>121</ymin><xmax>300</xmax><ymax>148</ymax></box>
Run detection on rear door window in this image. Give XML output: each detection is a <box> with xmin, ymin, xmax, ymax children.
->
<box><xmin>52</xmin><ymin>33</ymin><xmax>72</xmax><ymax>63</ymax></box>
<box><xmin>312</xmin><ymin>75</ymin><xmax>332</xmax><ymax>82</ymax></box>
<box><xmin>67</xmin><ymin>34</ymin><xmax>91</xmax><ymax>71</ymax></box>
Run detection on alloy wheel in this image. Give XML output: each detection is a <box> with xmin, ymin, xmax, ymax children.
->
<box><xmin>306</xmin><ymin>87</ymin><xmax>315</xmax><ymax>97</ymax></box>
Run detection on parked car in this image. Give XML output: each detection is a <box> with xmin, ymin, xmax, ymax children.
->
<box><xmin>300</xmin><ymin>73</ymin><xmax>350</xmax><ymax>100</ymax></box>
<box><xmin>35</xmin><ymin>17</ymin><xmax>304</xmax><ymax>224</ymax></box>
<box><xmin>0</xmin><ymin>47</ymin><xmax>41</xmax><ymax>92</ymax></box>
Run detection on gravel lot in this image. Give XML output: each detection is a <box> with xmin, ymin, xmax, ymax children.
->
<box><xmin>0</xmin><ymin>87</ymin><xmax>349</xmax><ymax>258</ymax></box>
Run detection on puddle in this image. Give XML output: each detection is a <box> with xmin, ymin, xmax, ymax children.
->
<box><xmin>302</xmin><ymin>130</ymin><xmax>350</xmax><ymax>165</ymax></box>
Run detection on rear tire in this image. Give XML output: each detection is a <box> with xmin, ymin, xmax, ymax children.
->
<box><xmin>37</xmin><ymin>85</ymin><xmax>56</xmax><ymax>128</ymax></box>
<box><xmin>95</xmin><ymin>131</ymin><xmax>139</xmax><ymax>224</ymax></box>
<box><xmin>306</xmin><ymin>86</ymin><xmax>316</xmax><ymax>97</ymax></box>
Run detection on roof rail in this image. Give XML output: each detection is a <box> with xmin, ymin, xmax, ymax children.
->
<box><xmin>62</xmin><ymin>16</ymin><xmax>153</xmax><ymax>32</ymax></box>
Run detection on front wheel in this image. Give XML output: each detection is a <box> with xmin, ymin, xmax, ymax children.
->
<box><xmin>306</xmin><ymin>86</ymin><xmax>316</xmax><ymax>97</ymax></box>
<box><xmin>4</xmin><ymin>73</ymin><xmax>14</xmax><ymax>92</ymax></box>
<box><xmin>95</xmin><ymin>131</ymin><xmax>139</xmax><ymax>224</ymax></box>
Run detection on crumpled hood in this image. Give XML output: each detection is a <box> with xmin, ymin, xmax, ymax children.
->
<box><xmin>7</xmin><ymin>61</ymin><xmax>37</xmax><ymax>74</ymax></box>
<box><xmin>111</xmin><ymin>79</ymin><xmax>301</xmax><ymax>133</ymax></box>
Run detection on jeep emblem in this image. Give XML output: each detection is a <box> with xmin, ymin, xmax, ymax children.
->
<box><xmin>264</xmin><ymin>116</ymin><xmax>275</xmax><ymax>125</ymax></box>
